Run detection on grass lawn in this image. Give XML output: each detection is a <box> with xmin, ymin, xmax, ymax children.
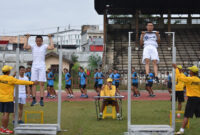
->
<box><xmin>4</xmin><ymin>101</ymin><xmax>200</xmax><ymax>135</ymax></box>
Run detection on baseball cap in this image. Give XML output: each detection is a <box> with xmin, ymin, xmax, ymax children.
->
<box><xmin>188</xmin><ymin>66</ymin><xmax>199</xmax><ymax>73</ymax></box>
<box><xmin>2</xmin><ymin>65</ymin><xmax>13</xmax><ymax>72</ymax></box>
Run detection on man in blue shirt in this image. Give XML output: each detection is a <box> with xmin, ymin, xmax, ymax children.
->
<box><xmin>47</xmin><ymin>68</ymin><xmax>55</xmax><ymax>98</ymax></box>
<box><xmin>114</xmin><ymin>69</ymin><xmax>121</xmax><ymax>95</ymax></box>
<box><xmin>166</xmin><ymin>72</ymin><xmax>172</xmax><ymax>94</ymax></box>
<box><xmin>25</xmin><ymin>67</ymin><xmax>32</xmax><ymax>98</ymax></box>
<box><xmin>93</xmin><ymin>69</ymin><xmax>99</xmax><ymax>95</ymax></box>
<box><xmin>97</xmin><ymin>69</ymin><xmax>104</xmax><ymax>93</ymax></box>
<box><xmin>78</xmin><ymin>66</ymin><xmax>82</xmax><ymax>89</ymax></box>
<box><xmin>131</xmin><ymin>67</ymin><xmax>140</xmax><ymax>97</ymax></box>
<box><xmin>64</xmin><ymin>68</ymin><xmax>73</xmax><ymax>98</ymax></box>
<box><xmin>79</xmin><ymin>67</ymin><xmax>88</xmax><ymax>98</ymax></box>
<box><xmin>145</xmin><ymin>72</ymin><xmax>155</xmax><ymax>97</ymax></box>
<box><xmin>109</xmin><ymin>69</ymin><xmax>115</xmax><ymax>85</ymax></box>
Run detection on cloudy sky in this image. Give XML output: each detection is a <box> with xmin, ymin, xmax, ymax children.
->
<box><xmin>0</xmin><ymin>0</ymin><xmax>103</xmax><ymax>35</ymax></box>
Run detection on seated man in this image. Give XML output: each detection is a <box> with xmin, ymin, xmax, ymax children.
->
<box><xmin>99</xmin><ymin>78</ymin><xmax>120</xmax><ymax>119</ymax></box>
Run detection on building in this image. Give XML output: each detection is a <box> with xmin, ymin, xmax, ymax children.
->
<box><xmin>52</xmin><ymin>29</ymin><xmax>81</xmax><ymax>50</ymax></box>
<box><xmin>81</xmin><ymin>25</ymin><xmax>104</xmax><ymax>52</ymax></box>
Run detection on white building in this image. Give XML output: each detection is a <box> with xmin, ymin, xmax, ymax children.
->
<box><xmin>52</xmin><ymin>29</ymin><xmax>81</xmax><ymax>50</ymax></box>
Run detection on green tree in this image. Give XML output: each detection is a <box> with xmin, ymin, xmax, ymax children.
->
<box><xmin>88</xmin><ymin>55</ymin><xmax>102</xmax><ymax>70</ymax></box>
<box><xmin>71</xmin><ymin>54</ymin><xmax>78</xmax><ymax>63</ymax></box>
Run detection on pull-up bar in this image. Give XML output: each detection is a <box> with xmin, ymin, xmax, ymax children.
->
<box><xmin>23</xmin><ymin>34</ymin><xmax>54</xmax><ymax>37</ymax></box>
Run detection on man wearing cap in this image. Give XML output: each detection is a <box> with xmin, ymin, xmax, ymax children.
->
<box><xmin>172</xmin><ymin>64</ymin><xmax>186</xmax><ymax>118</ymax></box>
<box><xmin>99</xmin><ymin>78</ymin><xmax>120</xmax><ymax>119</ymax></box>
<box><xmin>175</xmin><ymin>65</ymin><xmax>200</xmax><ymax>135</ymax></box>
<box><xmin>0</xmin><ymin>65</ymin><xmax>34</xmax><ymax>134</ymax></box>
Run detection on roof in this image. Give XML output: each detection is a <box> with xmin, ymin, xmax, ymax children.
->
<box><xmin>45</xmin><ymin>51</ymin><xmax>72</xmax><ymax>64</ymax></box>
<box><xmin>95</xmin><ymin>0</ymin><xmax>200</xmax><ymax>14</ymax></box>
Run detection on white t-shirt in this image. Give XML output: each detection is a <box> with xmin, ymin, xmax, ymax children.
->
<box><xmin>142</xmin><ymin>32</ymin><xmax>158</xmax><ymax>48</ymax></box>
<box><xmin>30</xmin><ymin>43</ymin><xmax>48</xmax><ymax>68</ymax></box>
<box><xmin>15</xmin><ymin>76</ymin><xmax>29</xmax><ymax>98</ymax></box>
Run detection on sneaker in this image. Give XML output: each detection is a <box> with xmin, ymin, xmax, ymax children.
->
<box><xmin>175</xmin><ymin>131</ymin><xmax>184</xmax><ymax>135</ymax></box>
<box><xmin>40</xmin><ymin>100</ymin><xmax>44</xmax><ymax>107</ymax></box>
<box><xmin>133</xmin><ymin>94</ymin><xmax>137</xmax><ymax>97</ymax></box>
<box><xmin>31</xmin><ymin>100</ymin><xmax>37</xmax><ymax>106</ymax></box>
<box><xmin>53</xmin><ymin>95</ymin><xmax>56</xmax><ymax>98</ymax></box>
<box><xmin>84</xmin><ymin>94</ymin><xmax>89</xmax><ymax>98</ymax></box>
<box><xmin>99</xmin><ymin>113</ymin><xmax>102</xmax><ymax>119</ymax></box>
<box><xmin>50</xmin><ymin>95</ymin><xmax>54</xmax><ymax>99</ymax></box>
<box><xmin>18</xmin><ymin>120</ymin><xmax>24</xmax><ymax>124</ymax></box>
<box><xmin>0</xmin><ymin>128</ymin><xmax>3</xmax><ymax>133</ymax></box>
<box><xmin>155</xmin><ymin>76</ymin><xmax>159</xmax><ymax>83</ymax></box>
<box><xmin>149</xmin><ymin>94</ymin><xmax>155</xmax><ymax>97</ymax></box>
<box><xmin>2</xmin><ymin>128</ymin><xmax>13</xmax><ymax>134</ymax></box>
<box><xmin>137</xmin><ymin>94</ymin><xmax>140</xmax><ymax>97</ymax></box>
<box><xmin>80</xmin><ymin>94</ymin><xmax>85</xmax><ymax>98</ymax></box>
<box><xmin>70</xmin><ymin>95</ymin><xmax>74</xmax><ymax>98</ymax></box>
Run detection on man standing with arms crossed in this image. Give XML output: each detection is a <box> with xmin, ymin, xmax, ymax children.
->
<box><xmin>24</xmin><ymin>34</ymin><xmax>54</xmax><ymax>106</ymax></box>
<box><xmin>140</xmin><ymin>22</ymin><xmax>160</xmax><ymax>83</ymax></box>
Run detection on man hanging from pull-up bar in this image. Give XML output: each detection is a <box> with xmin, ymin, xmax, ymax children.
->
<box><xmin>24</xmin><ymin>34</ymin><xmax>54</xmax><ymax>106</ymax></box>
<box><xmin>140</xmin><ymin>22</ymin><xmax>160</xmax><ymax>83</ymax></box>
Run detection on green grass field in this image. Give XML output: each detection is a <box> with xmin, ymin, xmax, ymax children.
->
<box><xmin>5</xmin><ymin>101</ymin><xmax>200</xmax><ymax>135</ymax></box>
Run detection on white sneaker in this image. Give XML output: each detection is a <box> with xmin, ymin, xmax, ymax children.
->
<box><xmin>175</xmin><ymin>131</ymin><xmax>184</xmax><ymax>135</ymax></box>
<box><xmin>99</xmin><ymin>113</ymin><xmax>102</xmax><ymax>118</ymax></box>
<box><xmin>70</xmin><ymin>95</ymin><xmax>74</xmax><ymax>98</ymax></box>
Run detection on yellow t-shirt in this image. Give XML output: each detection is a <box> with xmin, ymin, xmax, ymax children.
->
<box><xmin>175</xmin><ymin>68</ymin><xmax>185</xmax><ymax>91</ymax></box>
<box><xmin>100</xmin><ymin>85</ymin><xmax>116</xmax><ymax>100</ymax></box>
<box><xmin>178</xmin><ymin>74</ymin><xmax>200</xmax><ymax>97</ymax></box>
<box><xmin>0</xmin><ymin>75</ymin><xmax>34</xmax><ymax>102</ymax></box>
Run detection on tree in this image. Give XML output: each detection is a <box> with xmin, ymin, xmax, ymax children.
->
<box><xmin>71</xmin><ymin>54</ymin><xmax>78</xmax><ymax>63</ymax></box>
<box><xmin>88</xmin><ymin>55</ymin><xmax>102</xmax><ymax>70</ymax></box>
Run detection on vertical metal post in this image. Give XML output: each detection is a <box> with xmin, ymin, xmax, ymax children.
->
<box><xmin>171</xmin><ymin>32</ymin><xmax>176</xmax><ymax>131</ymax></box>
<box><xmin>14</xmin><ymin>35</ymin><xmax>20</xmax><ymax>128</ymax></box>
<box><xmin>128</xmin><ymin>32</ymin><xmax>133</xmax><ymax>131</ymax></box>
<box><xmin>57</xmin><ymin>36</ymin><xmax>62</xmax><ymax>131</ymax></box>
<box><xmin>165</xmin><ymin>32</ymin><xmax>176</xmax><ymax>131</ymax></box>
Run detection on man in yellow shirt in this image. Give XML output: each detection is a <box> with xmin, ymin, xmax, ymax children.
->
<box><xmin>172</xmin><ymin>65</ymin><xmax>185</xmax><ymax>117</ymax></box>
<box><xmin>99</xmin><ymin>78</ymin><xmax>120</xmax><ymax>118</ymax></box>
<box><xmin>175</xmin><ymin>65</ymin><xmax>200</xmax><ymax>135</ymax></box>
<box><xmin>0</xmin><ymin>65</ymin><xmax>34</xmax><ymax>134</ymax></box>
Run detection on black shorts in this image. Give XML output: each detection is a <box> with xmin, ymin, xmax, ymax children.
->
<box><xmin>132</xmin><ymin>83</ymin><xmax>138</xmax><ymax>88</ymax></box>
<box><xmin>97</xmin><ymin>84</ymin><xmax>102</xmax><ymax>89</ymax></box>
<box><xmin>103</xmin><ymin>100</ymin><xmax>116</xmax><ymax>105</ymax></box>
<box><xmin>29</xmin><ymin>85</ymin><xmax>32</xmax><ymax>88</ymax></box>
<box><xmin>94</xmin><ymin>82</ymin><xmax>98</xmax><ymax>89</ymax></box>
<box><xmin>65</xmin><ymin>85</ymin><xmax>71</xmax><ymax>89</ymax></box>
<box><xmin>80</xmin><ymin>85</ymin><xmax>86</xmax><ymax>89</ymax></box>
<box><xmin>146</xmin><ymin>82</ymin><xmax>153</xmax><ymax>87</ymax></box>
<box><xmin>176</xmin><ymin>91</ymin><xmax>185</xmax><ymax>102</ymax></box>
<box><xmin>184</xmin><ymin>97</ymin><xmax>200</xmax><ymax>118</ymax></box>
<box><xmin>168</xmin><ymin>82</ymin><xmax>172</xmax><ymax>89</ymax></box>
<box><xmin>115</xmin><ymin>82</ymin><xmax>120</xmax><ymax>88</ymax></box>
<box><xmin>0</xmin><ymin>102</ymin><xmax>14</xmax><ymax>113</ymax></box>
<box><xmin>47</xmin><ymin>84</ymin><xmax>54</xmax><ymax>88</ymax></box>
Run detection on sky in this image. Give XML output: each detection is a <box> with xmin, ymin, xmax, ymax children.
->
<box><xmin>0</xmin><ymin>0</ymin><xmax>103</xmax><ymax>35</ymax></box>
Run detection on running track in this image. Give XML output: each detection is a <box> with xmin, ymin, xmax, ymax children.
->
<box><xmin>26</xmin><ymin>90</ymin><xmax>171</xmax><ymax>102</ymax></box>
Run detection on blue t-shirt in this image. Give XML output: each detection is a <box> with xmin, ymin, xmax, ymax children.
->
<box><xmin>167</xmin><ymin>75</ymin><xmax>172</xmax><ymax>83</ymax></box>
<box><xmin>109</xmin><ymin>73</ymin><xmax>115</xmax><ymax>85</ymax></box>
<box><xmin>148</xmin><ymin>73</ymin><xmax>154</xmax><ymax>82</ymax></box>
<box><xmin>47</xmin><ymin>72</ymin><xmax>54</xmax><ymax>86</ymax></box>
<box><xmin>94</xmin><ymin>72</ymin><xmax>98</xmax><ymax>82</ymax></box>
<box><xmin>114</xmin><ymin>73</ymin><xmax>120</xmax><ymax>83</ymax></box>
<box><xmin>97</xmin><ymin>72</ymin><xmax>104</xmax><ymax>85</ymax></box>
<box><xmin>65</xmin><ymin>72</ymin><xmax>71</xmax><ymax>85</ymax></box>
<box><xmin>132</xmin><ymin>72</ymin><xmax>138</xmax><ymax>83</ymax></box>
<box><xmin>80</xmin><ymin>72</ymin><xmax>87</xmax><ymax>85</ymax></box>
<box><xmin>25</xmin><ymin>72</ymin><xmax>31</xmax><ymax>81</ymax></box>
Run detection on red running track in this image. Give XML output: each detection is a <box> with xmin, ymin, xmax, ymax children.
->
<box><xmin>26</xmin><ymin>91</ymin><xmax>171</xmax><ymax>102</ymax></box>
